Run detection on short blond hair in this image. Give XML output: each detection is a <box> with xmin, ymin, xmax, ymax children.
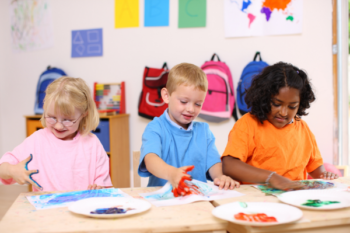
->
<box><xmin>40</xmin><ymin>76</ymin><xmax>99</xmax><ymax>136</ymax></box>
<box><xmin>166</xmin><ymin>63</ymin><xmax>208</xmax><ymax>95</ymax></box>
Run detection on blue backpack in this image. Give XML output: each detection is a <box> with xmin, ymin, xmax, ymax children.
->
<box><xmin>34</xmin><ymin>66</ymin><xmax>67</xmax><ymax>114</ymax></box>
<box><xmin>235</xmin><ymin>52</ymin><xmax>268</xmax><ymax>119</ymax></box>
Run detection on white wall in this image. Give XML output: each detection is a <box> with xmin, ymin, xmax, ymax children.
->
<box><xmin>0</xmin><ymin>1</ymin><xmax>335</xmax><ymax>184</ymax></box>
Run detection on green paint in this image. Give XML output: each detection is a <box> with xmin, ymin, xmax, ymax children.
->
<box><xmin>257</xmin><ymin>180</ymin><xmax>335</xmax><ymax>196</ymax></box>
<box><xmin>178</xmin><ymin>0</ymin><xmax>206</xmax><ymax>28</ymax></box>
<box><xmin>302</xmin><ymin>199</ymin><xmax>340</xmax><ymax>207</ymax></box>
<box><xmin>286</xmin><ymin>16</ymin><xmax>294</xmax><ymax>21</ymax></box>
<box><xmin>239</xmin><ymin>202</ymin><xmax>247</xmax><ymax>208</ymax></box>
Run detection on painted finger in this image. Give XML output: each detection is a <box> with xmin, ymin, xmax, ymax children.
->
<box><xmin>28</xmin><ymin>170</ymin><xmax>43</xmax><ymax>190</ymax></box>
<box><xmin>26</xmin><ymin>177</ymin><xmax>41</xmax><ymax>190</ymax></box>
<box><xmin>24</xmin><ymin>154</ymin><xmax>34</xmax><ymax>170</ymax></box>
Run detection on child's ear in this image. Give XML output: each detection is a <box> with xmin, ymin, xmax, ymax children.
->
<box><xmin>161</xmin><ymin>88</ymin><xmax>170</xmax><ymax>104</ymax></box>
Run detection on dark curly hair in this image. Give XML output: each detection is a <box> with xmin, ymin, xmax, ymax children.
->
<box><xmin>245</xmin><ymin>62</ymin><xmax>315</xmax><ymax>123</ymax></box>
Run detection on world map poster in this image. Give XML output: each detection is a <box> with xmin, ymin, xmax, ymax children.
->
<box><xmin>224</xmin><ymin>0</ymin><xmax>303</xmax><ymax>37</ymax></box>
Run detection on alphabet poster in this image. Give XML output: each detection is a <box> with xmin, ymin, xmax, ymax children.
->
<box><xmin>115</xmin><ymin>0</ymin><xmax>139</xmax><ymax>28</ymax></box>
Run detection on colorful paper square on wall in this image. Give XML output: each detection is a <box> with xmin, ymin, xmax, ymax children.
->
<box><xmin>115</xmin><ymin>0</ymin><xmax>139</xmax><ymax>28</ymax></box>
<box><xmin>71</xmin><ymin>28</ymin><xmax>103</xmax><ymax>58</ymax></box>
<box><xmin>178</xmin><ymin>0</ymin><xmax>206</xmax><ymax>28</ymax></box>
<box><xmin>144</xmin><ymin>0</ymin><xmax>169</xmax><ymax>27</ymax></box>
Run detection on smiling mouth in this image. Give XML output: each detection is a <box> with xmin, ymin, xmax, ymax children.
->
<box><xmin>275</xmin><ymin>116</ymin><xmax>287</xmax><ymax>122</ymax></box>
<box><xmin>54</xmin><ymin>129</ymin><xmax>66</xmax><ymax>133</ymax></box>
<box><xmin>183</xmin><ymin>114</ymin><xmax>193</xmax><ymax>119</ymax></box>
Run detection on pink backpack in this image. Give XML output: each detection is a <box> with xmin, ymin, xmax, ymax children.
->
<box><xmin>199</xmin><ymin>54</ymin><xmax>235</xmax><ymax>122</ymax></box>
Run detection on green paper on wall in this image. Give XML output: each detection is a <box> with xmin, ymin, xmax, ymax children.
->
<box><xmin>178</xmin><ymin>0</ymin><xmax>206</xmax><ymax>28</ymax></box>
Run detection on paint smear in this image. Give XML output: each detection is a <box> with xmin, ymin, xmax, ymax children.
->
<box><xmin>302</xmin><ymin>199</ymin><xmax>340</xmax><ymax>207</ymax></box>
<box><xmin>234</xmin><ymin>212</ymin><xmax>277</xmax><ymax>222</ymax></box>
<box><xmin>257</xmin><ymin>180</ymin><xmax>335</xmax><ymax>195</ymax></box>
<box><xmin>90</xmin><ymin>206</ymin><xmax>135</xmax><ymax>214</ymax></box>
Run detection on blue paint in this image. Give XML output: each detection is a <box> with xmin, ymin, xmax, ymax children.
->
<box><xmin>27</xmin><ymin>188</ymin><xmax>128</xmax><ymax>209</ymax></box>
<box><xmin>25</xmin><ymin>154</ymin><xmax>43</xmax><ymax>189</ymax></box>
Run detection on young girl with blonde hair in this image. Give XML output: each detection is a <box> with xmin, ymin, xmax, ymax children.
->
<box><xmin>0</xmin><ymin>77</ymin><xmax>112</xmax><ymax>191</ymax></box>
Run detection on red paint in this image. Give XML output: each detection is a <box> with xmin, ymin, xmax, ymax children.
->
<box><xmin>172</xmin><ymin>166</ymin><xmax>200</xmax><ymax>197</ymax></box>
<box><xmin>234</xmin><ymin>213</ymin><xmax>277</xmax><ymax>222</ymax></box>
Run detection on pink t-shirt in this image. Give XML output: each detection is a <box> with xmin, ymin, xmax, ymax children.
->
<box><xmin>0</xmin><ymin>128</ymin><xmax>112</xmax><ymax>192</ymax></box>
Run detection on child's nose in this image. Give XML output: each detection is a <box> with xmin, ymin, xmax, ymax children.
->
<box><xmin>54</xmin><ymin>122</ymin><xmax>65</xmax><ymax>130</ymax></box>
<box><xmin>280</xmin><ymin>106</ymin><xmax>288</xmax><ymax>116</ymax></box>
<box><xmin>187</xmin><ymin>104</ymin><xmax>194</xmax><ymax>113</ymax></box>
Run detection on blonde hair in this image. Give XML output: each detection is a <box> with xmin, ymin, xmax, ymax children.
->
<box><xmin>166</xmin><ymin>63</ymin><xmax>208</xmax><ymax>95</ymax></box>
<box><xmin>40</xmin><ymin>76</ymin><xmax>99</xmax><ymax>136</ymax></box>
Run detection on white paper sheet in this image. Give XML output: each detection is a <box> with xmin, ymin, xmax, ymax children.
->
<box><xmin>10</xmin><ymin>0</ymin><xmax>54</xmax><ymax>52</ymax></box>
<box><xmin>139</xmin><ymin>179</ymin><xmax>245</xmax><ymax>207</ymax></box>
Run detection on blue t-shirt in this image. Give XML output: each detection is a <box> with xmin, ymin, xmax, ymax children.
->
<box><xmin>138</xmin><ymin>110</ymin><xmax>221</xmax><ymax>187</ymax></box>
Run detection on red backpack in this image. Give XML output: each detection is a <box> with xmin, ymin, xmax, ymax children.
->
<box><xmin>138</xmin><ymin>63</ymin><xmax>169</xmax><ymax>119</ymax></box>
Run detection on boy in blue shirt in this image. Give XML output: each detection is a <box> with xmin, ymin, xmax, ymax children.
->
<box><xmin>138</xmin><ymin>63</ymin><xmax>239</xmax><ymax>192</ymax></box>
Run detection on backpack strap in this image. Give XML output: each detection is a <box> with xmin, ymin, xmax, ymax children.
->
<box><xmin>253</xmin><ymin>52</ymin><xmax>262</xmax><ymax>61</ymax></box>
<box><xmin>210</xmin><ymin>53</ymin><xmax>221</xmax><ymax>62</ymax></box>
<box><xmin>232</xmin><ymin>101</ymin><xmax>239</xmax><ymax>122</ymax></box>
<box><xmin>162</xmin><ymin>62</ymin><xmax>169</xmax><ymax>70</ymax></box>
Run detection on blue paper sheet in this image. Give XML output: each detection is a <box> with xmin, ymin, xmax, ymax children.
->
<box><xmin>27</xmin><ymin>188</ymin><xmax>130</xmax><ymax>210</ymax></box>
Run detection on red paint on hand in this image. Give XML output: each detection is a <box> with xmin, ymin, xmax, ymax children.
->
<box><xmin>234</xmin><ymin>213</ymin><xmax>277</xmax><ymax>222</ymax></box>
<box><xmin>172</xmin><ymin>165</ymin><xmax>198</xmax><ymax>197</ymax></box>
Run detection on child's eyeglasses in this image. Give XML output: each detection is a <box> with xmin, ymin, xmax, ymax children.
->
<box><xmin>45</xmin><ymin>114</ymin><xmax>82</xmax><ymax>127</ymax></box>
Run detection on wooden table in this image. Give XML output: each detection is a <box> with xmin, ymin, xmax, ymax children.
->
<box><xmin>212</xmin><ymin>177</ymin><xmax>350</xmax><ymax>233</ymax></box>
<box><xmin>0</xmin><ymin>187</ymin><xmax>227</xmax><ymax>233</ymax></box>
<box><xmin>1</xmin><ymin>179</ymin><xmax>350</xmax><ymax>233</ymax></box>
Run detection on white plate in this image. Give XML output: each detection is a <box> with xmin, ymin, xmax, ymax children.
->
<box><xmin>278</xmin><ymin>190</ymin><xmax>350</xmax><ymax>210</ymax></box>
<box><xmin>68</xmin><ymin>197</ymin><xmax>151</xmax><ymax>218</ymax></box>
<box><xmin>212</xmin><ymin>202</ymin><xmax>303</xmax><ymax>226</ymax></box>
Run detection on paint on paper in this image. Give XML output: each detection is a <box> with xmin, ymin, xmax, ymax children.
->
<box><xmin>27</xmin><ymin>188</ymin><xmax>130</xmax><ymax>210</ymax></box>
<box><xmin>10</xmin><ymin>0</ymin><xmax>54</xmax><ymax>52</ymax></box>
<box><xmin>139</xmin><ymin>179</ymin><xmax>244</xmax><ymax>207</ymax></box>
<box><xmin>302</xmin><ymin>199</ymin><xmax>340</xmax><ymax>207</ymax></box>
<box><xmin>255</xmin><ymin>180</ymin><xmax>337</xmax><ymax>196</ymax></box>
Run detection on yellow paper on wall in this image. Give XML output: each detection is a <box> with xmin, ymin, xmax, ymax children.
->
<box><xmin>115</xmin><ymin>0</ymin><xmax>139</xmax><ymax>28</ymax></box>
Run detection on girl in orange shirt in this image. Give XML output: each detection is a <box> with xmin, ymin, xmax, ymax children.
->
<box><xmin>222</xmin><ymin>62</ymin><xmax>338</xmax><ymax>190</ymax></box>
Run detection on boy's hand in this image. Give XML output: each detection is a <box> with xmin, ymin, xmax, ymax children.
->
<box><xmin>8</xmin><ymin>156</ymin><xmax>41</xmax><ymax>190</ymax></box>
<box><xmin>213</xmin><ymin>175</ymin><xmax>240</xmax><ymax>190</ymax></box>
<box><xmin>169</xmin><ymin>165</ymin><xmax>193</xmax><ymax>196</ymax></box>
<box><xmin>269</xmin><ymin>173</ymin><xmax>304</xmax><ymax>191</ymax></box>
<box><xmin>87</xmin><ymin>184</ymin><xmax>104</xmax><ymax>190</ymax></box>
<box><xmin>319</xmin><ymin>171</ymin><xmax>339</xmax><ymax>180</ymax></box>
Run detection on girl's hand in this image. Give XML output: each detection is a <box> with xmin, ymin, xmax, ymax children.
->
<box><xmin>87</xmin><ymin>184</ymin><xmax>104</xmax><ymax>190</ymax></box>
<box><xmin>319</xmin><ymin>171</ymin><xmax>339</xmax><ymax>180</ymax></box>
<box><xmin>268</xmin><ymin>173</ymin><xmax>304</xmax><ymax>190</ymax></box>
<box><xmin>213</xmin><ymin>175</ymin><xmax>240</xmax><ymax>190</ymax></box>
<box><xmin>169</xmin><ymin>166</ymin><xmax>193</xmax><ymax>195</ymax></box>
<box><xmin>9</xmin><ymin>156</ymin><xmax>41</xmax><ymax>190</ymax></box>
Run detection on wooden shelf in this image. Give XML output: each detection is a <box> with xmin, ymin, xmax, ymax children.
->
<box><xmin>25</xmin><ymin>114</ymin><xmax>130</xmax><ymax>190</ymax></box>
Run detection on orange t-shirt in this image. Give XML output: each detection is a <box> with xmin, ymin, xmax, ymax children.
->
<box><xmin>222</xmin><ymin>113</ymin><xmax>323</xmax><ymax>180</ymax></box>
